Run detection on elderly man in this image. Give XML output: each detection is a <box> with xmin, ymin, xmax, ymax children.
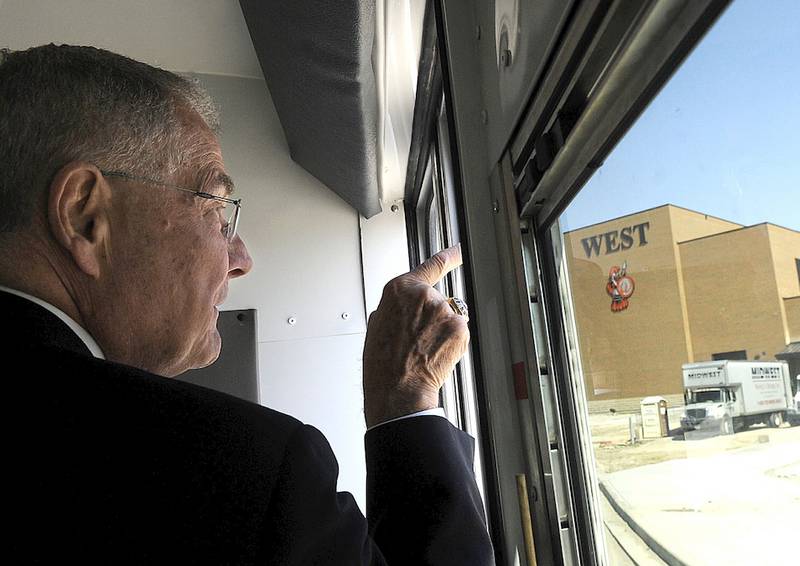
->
<box><xmin>1</xmin><ymin>44</ymin><xmax>493</xmax><ymax>564</ymax></box>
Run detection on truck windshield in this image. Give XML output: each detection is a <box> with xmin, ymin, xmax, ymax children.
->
<box><xmin>690</xmin><ymin>389</ymin><xmax>723</xmax><ymax>404</ymax></box>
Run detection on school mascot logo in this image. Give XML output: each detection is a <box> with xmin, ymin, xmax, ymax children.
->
<box><xmin>606</xmin><ymin>261</ymin><xmax>635</xmax><ymax>312</ymax></box>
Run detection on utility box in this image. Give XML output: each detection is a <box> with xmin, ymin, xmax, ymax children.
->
<box><xmin>641</xmin><ymin>396</ymin><xmax>669</xmax><ymax>438</ymax></box>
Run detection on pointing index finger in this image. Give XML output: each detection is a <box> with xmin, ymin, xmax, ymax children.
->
<box><xmin>409</xmin><ymin>244</ymin><xmax>463</xmax><ymax>286</ymax></box>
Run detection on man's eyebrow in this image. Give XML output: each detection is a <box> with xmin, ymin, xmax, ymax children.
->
<box><xmin>212</xmin><ymin>172</ymin><xmax>236</xmax><ymax>196</ymax></box>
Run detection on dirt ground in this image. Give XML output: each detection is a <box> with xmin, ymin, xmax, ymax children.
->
<box><xmin>589</xmin><ymin>410</ymin><xmax>800</xmax><ymax>474</ymax></box>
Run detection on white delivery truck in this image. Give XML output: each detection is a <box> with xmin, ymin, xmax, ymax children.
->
<box><xmin>680</xmin><ymin>360</ymin><xmax>793</xmax><ymax>434</ymax></box>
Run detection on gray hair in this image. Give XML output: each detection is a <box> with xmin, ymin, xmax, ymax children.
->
<box><xmin>0</xmin><ymin>44</ymin><xmax>220</xmax><ymax>232</ymax></box>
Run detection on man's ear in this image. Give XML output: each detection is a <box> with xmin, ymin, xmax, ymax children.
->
<box><xmin>47</xmin><ymin>162</ymin><xmax>111</xmax><ymax>279</ymax></box>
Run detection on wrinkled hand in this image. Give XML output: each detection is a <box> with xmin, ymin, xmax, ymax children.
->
<box><xmin>363</xmin><ymin>245</ymin><xmax>470</xmax><ymax>427</ymax></box>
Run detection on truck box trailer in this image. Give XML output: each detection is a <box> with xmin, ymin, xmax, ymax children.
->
<box><xmin>680</xmin><ymin>360</ymin><xmax>793</xmax><ymax>434</ymax></box>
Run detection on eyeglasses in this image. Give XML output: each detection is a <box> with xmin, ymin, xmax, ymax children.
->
<box><xmin>99</xmin><ymin>169</ymin><xmax>242</xmax><ymax>242</ymax></box>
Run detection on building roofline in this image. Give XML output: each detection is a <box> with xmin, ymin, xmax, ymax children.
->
<box><xmin>677</xmin><ymin>221</ymin><xmax>800</xmax><ymax>245</ymax></box>
<box><xmin>563</xmin><ymin>203</ymin><xmax>742</xmax><ymax>235</ymax></box>
<box><xmin>764</xmin><ymin>222</ymin><xmax>800</xmax><ymax>236</ymax></box>
<box><xmin>667</xmin><ymin>203</ymin><xmax>744</xmax><ymax>227</ymax></box>
<box><xmin>785</xmin><ymin>295</ymin><xmax>800</xmax><ymax>301</ymax></box>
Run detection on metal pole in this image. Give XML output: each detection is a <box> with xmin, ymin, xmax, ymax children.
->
<box><xmin>629</xmin><ymin>416</ymin><xmax>636</xmax><ymax>445</ymax></box>
<box><xmin>516</xmin><ymin>474</ymin><xmax>539</xmax><ymax>566</ymax></box>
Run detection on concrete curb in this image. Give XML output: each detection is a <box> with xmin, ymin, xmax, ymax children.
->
<box><xmin>599</xmin><ymin>480</ymin><xmax>689</xmax><ymax>566</ymax></box>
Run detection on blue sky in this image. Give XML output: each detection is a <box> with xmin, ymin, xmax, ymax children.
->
<box><xmin>561</xmin><ymin>0</ymin><xmax>800</xmax><ymax>233</ymax></box>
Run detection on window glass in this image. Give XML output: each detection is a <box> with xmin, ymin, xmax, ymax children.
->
<box><xmin>411</xmin><ymin>102</ymin><xmax>488</xmax><ymax>506</ymax></box>
<box><xmin>554</xmin><ymin>1</ymin><xmax>800</xmax><ymax>563</ymax></box>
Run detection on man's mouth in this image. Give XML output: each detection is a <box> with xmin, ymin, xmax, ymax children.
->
<box><xmin>215</xmin><ymin>290</ymin><xmax>228</xmax><ymax>308</ymax></box>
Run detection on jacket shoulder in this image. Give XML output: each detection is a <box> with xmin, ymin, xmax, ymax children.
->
<box><xmin>14</xmin><ymin>342</ymin><xmax>305</xmax><ymax>454</ymax></box>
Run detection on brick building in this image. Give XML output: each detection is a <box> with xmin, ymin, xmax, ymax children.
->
<box><xmin>563</xmin><ymin>205</ymin><xmax>800</xmax><ymax>411</ymax></box>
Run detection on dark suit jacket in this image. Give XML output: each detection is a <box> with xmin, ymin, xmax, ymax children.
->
<box><xmin>4</xmin><ymin>291</ymin><xmax>494</xmax><ymax>565</ymax></box>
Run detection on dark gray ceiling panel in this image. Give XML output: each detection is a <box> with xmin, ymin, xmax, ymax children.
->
<box><xmin>239</xmin><ymin>0</ymin><xmax>381</xmax><ymax>218</ymax></box>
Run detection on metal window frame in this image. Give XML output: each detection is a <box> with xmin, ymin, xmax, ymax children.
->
<box><xmin>403</xmin><ymin>1</ymin><xmax>507</xmax><ymax>558</ymax></box>
<box><xmin>516</xmin><ymin>0</ymin><xmax>732</xmax><ymax>226</ymax></box>
<box><xmin>434</xmin><ymin>0</ymin><xmax>732</xmax><ymax>564</ymax></box>
<box><xmin>510</xmin><ymin>1</ymin><xmax>733</xmax><ymax>564</ymax></box>
<box><xmin>404</xmin><ymin>0</ymin><xmax>442</xmax><ymax>269</ymax></box>
<box><xmin>435</xmin><ymin>1</ymin><xmax>567</xmax><ymax>563</ymax></box>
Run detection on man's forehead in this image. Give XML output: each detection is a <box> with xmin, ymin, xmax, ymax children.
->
<box><xmin>182</xmin><ymin>121</ymin><xmax>231</xmax><ymax>192</ymax></box>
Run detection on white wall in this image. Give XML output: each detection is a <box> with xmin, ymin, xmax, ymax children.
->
<box><xmin>360</xmin><ymin>203</ymin><xmax>411</xmax><ymax>315</ymax></box>
<box><xmin>199</xmin><ymin>74</ymin><xmax>370</xmax><ymax>509</ymax></box>
<box><xmin>0</xmin><ymin>0</ymin><xmax>384</xmax><ymax>510</ymax></box>
<box><xmin>0</xmin><ymin>0</ymin><xmax>263</xmax><ymax>78</ymax></box>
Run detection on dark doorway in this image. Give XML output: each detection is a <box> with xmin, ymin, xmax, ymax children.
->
<box><xmin>712</xmin><ymin>350</ymin><xmax>747</xmax><ymax>361</ymax></box>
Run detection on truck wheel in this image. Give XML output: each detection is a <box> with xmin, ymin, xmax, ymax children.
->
<box><xmin>768</xmin><ymin>412</ymin><xmax>784</xmax><ymax>428</ymax></box>
<box><xmin>720</xmin><ymin>416</ymin><xmax>733</xmax><ymax>435</ymax></box>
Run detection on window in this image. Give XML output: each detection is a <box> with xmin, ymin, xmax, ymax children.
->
<box><xmin>712</xmin><ymin>350</ymin><xmax>747</xmax><ymax>361</ymax></box>
<box><xmin>409</xmin><ymin>98</ymin><xmax>492</xmax><ymax>515</ymax></box>
<box><xmin>548</xmin><ymin>1</ymin><xmax>800</xmax><ymax>564</ymax></box>
<box><xmin>403</xmin><ymin>0</ymin><xmax>491</xmax><ymax>520</ymax></box>
<box><xmin>437</xmin><ymin>0</ymin><xmax>799</xmax><ymax>563</ymax></box>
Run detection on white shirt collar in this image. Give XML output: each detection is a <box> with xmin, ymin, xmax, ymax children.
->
<box><xmin>0</xmin><ymin>285</ymin><xmax>105</xmax><ymax>359</ymax></box>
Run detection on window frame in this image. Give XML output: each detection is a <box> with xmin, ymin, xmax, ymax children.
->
<box><xmin>510</xmin><ymin>1</ymin><xmax>734</xmax><ymax>564</ymax></box>
<box><xmin>402</xmin><ymin>1</ymin><xmax>505</xmax><ymax>558</ymax></box>
<box><xmin>434</xmin><ymin>0</ymin><xmax>733</xmax><ymax>564</ymax></box>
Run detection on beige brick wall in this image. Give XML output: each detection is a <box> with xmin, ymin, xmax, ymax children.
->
<box><xmin>766</xmin><ymin>225</ymin><xmax>800</xmax><ymax>347</ymax></box>
<box><xmin>679</xmin><ymin>224</ymin><xmax>787</xmax><ymax>362</ymax></box>
<box><xmin>785</xmin><ymin>297</ymin><xmax>800</xmax><ymax>343</ymax></box>
<box><xmin>669</xmin><ymin>207</ymin><xmax>741</xmax><ymax>362</ymax></box>
<box><xmin>564</xmin><ymin>206</ymin><xmax>797</xmax><ymax>403</ymax></box>
<box><xmin>670</xmin><ymin>206</ymin><xmax>741</xmax><ymax>243</ymax></box>
<box><xmin>565</xmin><ymin>207</ymin><xmax>687</xmax><ymax>401</ymax></box>
<box><xmin>767</xmin><ymin>225</ymin><xmax>800</xmax><ymax>300</ymax></box>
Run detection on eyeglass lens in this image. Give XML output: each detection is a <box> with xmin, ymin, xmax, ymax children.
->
<box><xmin>225</xmin><ymin>204</ymin><xmax>240</xmax><ymax>241</ymax></box>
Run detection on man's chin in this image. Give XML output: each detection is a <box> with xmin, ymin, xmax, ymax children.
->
<box><xmin>169</xmin><ymin>330</ymin><xmax>221</xmax><ymax>377</ymax></box>
<box><xmin>193</xmin><ymin>330</ymin><xmax>222</xmax><ymax>369</ymax></box>
<box><xmin>193</xmin><ymin>349</ymin><xmax>221</xmax><ymax>371</ymax></box>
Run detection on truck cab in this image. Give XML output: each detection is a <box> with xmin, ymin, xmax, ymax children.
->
<box><xmin>682</xmin><ymin>386</ymin><xmax>738</xmax><ymax>434</ymax></box>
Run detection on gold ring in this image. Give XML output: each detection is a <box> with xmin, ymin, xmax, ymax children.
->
<box><xmin>447</xmin><ymin>296</ymin><xmax>469</xmax><ymax>320</ymax></box>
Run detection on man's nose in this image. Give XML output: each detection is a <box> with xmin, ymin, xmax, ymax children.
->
<box><xmin>228</xmin><ymin>234</ymin><xmax>253</xmax><ymax>278</ymax></box>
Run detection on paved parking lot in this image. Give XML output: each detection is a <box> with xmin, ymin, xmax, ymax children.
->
<box><xmin>591</xmin><ymin>418</ymin><xmax>799</xmax><ymax>565</ymax></box>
